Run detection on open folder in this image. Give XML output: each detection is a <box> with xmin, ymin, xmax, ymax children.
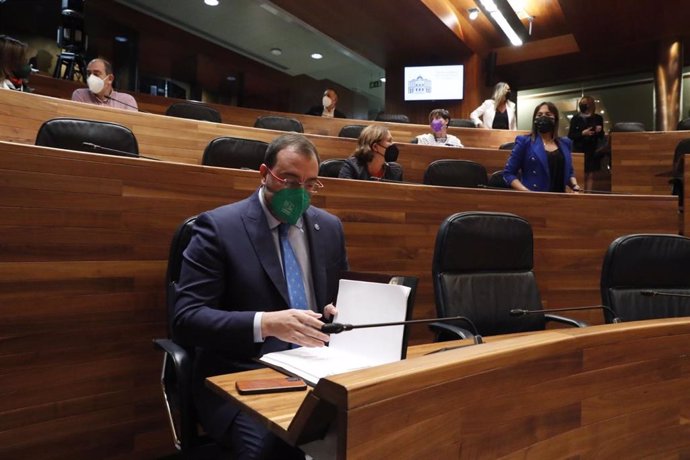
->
<box><xmin>260</xmin><ymin>279</ymin><xmax>411</xmax><ymax>385</ymax></box>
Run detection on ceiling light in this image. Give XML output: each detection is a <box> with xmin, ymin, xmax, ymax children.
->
<box><xmin>468</xmin><ymin>8</ymin><xmax>480</xmax><ymax>20</ymax></box>
<box><xmin>380</xmin><ymin>77</ymin><xmax>386</xmax><ymax>82</ymax></box>
<box><xmin>310</xmin><ymin>53</ymin><xmax>323</xmax><ymax>60</ymax></box>
<box><xmin>477</xmin><ymin>0</ymin><xmax>525</xmax><ymax>46</ymax></box>
<box><xmin>204</xmin><ymin>0</ymin><xmax>219</xmax><ymax>6</ymax></box>
<box><xmin>114</xmin><ymin>36</ymin><xmax>128</xmax><ymax>43</ymax></box>
<box><xmin>270</xmin><ymin>48</ymin><xmax>283</xmax><ymax>56</ymax></box>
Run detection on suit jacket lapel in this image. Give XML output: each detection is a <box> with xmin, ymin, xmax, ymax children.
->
<box><xmin>242</xmin><ymin>191</ymin><xmax>290</xmax><ymax>306</ymax></box>
<box><xmin>303</xmin><ymin>208</ymin><xmax>328</xmax><ymax>310</ymax></box>
<box><xmin>534</xmin><ymin>139</ymin><xmax>550</xmax><ymax>178</ymax></box>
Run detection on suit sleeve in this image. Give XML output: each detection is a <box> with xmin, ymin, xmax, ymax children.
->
<box><xmin>338</xmin><ymin>159</ymin><xmax>357</xmax><ymax>179</ymax></box>
<box><xmin>503</xmin><ymin>135</ymin><xmax>529</xmax><ymax>186</ymax></box>
<box><xmin>173</xmin><ymin>212</ymin><xmax>256</xmax><ymax>354</ymax></box>
<box><xmin>470</xmin><ymin>100</ymin><xmax>488</xmax><ymax>127</ymax></box>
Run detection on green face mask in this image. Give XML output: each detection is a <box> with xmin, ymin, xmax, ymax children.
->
<box><xmin>270</xmin><ymin>187</ymin><xmax>311</xmax><ymax>225</ymax></box>
<box><xmin>13</xmin><ymin>64</ymin><xmax>31</xmax><ymax>79</ymax></box>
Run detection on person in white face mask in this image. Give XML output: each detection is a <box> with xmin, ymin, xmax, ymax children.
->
<box><xmin>305</xmin><ymin>88</ymin><xmax>347</xmax><ymax>118</ymax></box>
<box><xmin>71</xmin><ymin>58</ymin><xmax>138</xmax><ymax>111</ymax></box>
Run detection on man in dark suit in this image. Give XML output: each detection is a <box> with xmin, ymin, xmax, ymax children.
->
<box><xmin>305</xmin><ymin>88</ymin><xmax>347</xmax><ymax>118</ymax></box>
<box><xmin>174</xmin><ymin>133</ymin><xmax>348</xmax><ymax>459</ymax></box>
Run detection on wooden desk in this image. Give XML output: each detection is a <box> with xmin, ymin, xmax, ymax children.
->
<box><xmin>208</xmin><ymin>318</ymin><xmax>690</xmax><ymax>458</ymax></box>
<box><xmin>0</xmin><ymin>89</ymin><xmax>580</xmax><ymax>184</ymax></box>
<box><xmin>611</xmin><ymin>130</ymin><xmax>690</xmax><ymax>194</ymax></box>
<box><xmin>29</xmin><ymin>73</ymin><xmax>526</xmax><ymax>148</ymax></box>
<box><xmin>0</xmin><ymin>141</ymin><xmax>679</xmax><ymax>457</ymax></box>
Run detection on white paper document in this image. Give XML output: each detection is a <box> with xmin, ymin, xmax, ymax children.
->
<box><xmin>260</xmin><ymin>279</ymin><xmax>411</xmax><ymax>385</ymax></box>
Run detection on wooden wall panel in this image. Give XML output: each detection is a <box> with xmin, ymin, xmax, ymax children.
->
<box><xmin>0</xmin><ymin>139</ymin><xmax>677</xmax><ymax>457</ymax></box>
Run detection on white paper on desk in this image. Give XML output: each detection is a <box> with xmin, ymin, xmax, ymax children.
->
<box><xmin>260</xmin><ymin>279</ymin><xmax>411</xmax><ymax>385</ymax></box>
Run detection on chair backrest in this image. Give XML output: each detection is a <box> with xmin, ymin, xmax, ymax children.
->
<box><xmin>338</xmin><ymin>125</ymin><xmax>366</xmax><ymax>139</ymax></box>
<box><xmin>498</xmin><ymin>141</ymin><xmax>516</xmax><ymax>150</ymax></box>
<box><xmin>201</xmin><ymin>136</ymin><xmax>268</xmax><ymax>170</ymax></box>
<box><xmin>433</xmin><ymin>211</ymin><xmax>545</xmax><ymax>336</ymax></box>
<box><xmin>254</xmin><ymin>115</ymin><xmax>304</xmax><ymax>133</ymax></box>
<box><xmin>375</xmin><ymin>113</ymin><xmax>410</xmax><ymax>123</ymax></box>
<box><xmin>677</xmin><ymin>118</ymin><xmax>690</xmax><ymax>130</ymax></box>
<box><xmin>670</xmin><ymin>138</ymin><xmax>690</xmax><ymax>201</ymax></box>
<box><xmin>338</xmin><ymin>271</ymin><xmax>418</xmax><ymax>359</ymax></box>
<box><xmin>319</xmin><ymin>158</ymin><xmax>346</xmax><ymax>177</ymax></box>
<box><xmin>423</xmin><ymin>159</ymin><xmax>488</xmax><ymax>188</ymax></box>
<box><xmin>612</xmin><ymin>121</ymin><xmax>645</xmax><ymax>132</ymax></box>
<box><xmin>35</xmin><ymin>117</ymin><xmax>139</xmax><ymax>157</ymax></box>
<box><xmin>488</xmin><ymin>170</ymin><xmax>509</xmax><ymax>188</ymax></box>
<box><xmin>448</xmin><ymin>118</ymin><xmax>475</xmax><ymax>128</ymax></box>
<box><xmin>600</xmin><ymin>234</ymin><xmax>690</xmax><ymax>323</ymax></box>
<box><xmin>165</xmin><ymin>102</ymin><xmax>222</xmax><ymax>123</ymax></box>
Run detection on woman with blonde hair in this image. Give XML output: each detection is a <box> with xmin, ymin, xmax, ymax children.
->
<box><xmin>338</xmin><ymin>124</ymin><xmax>403</xmax><ymax>181</ymax></box>
<box><xmin>470</xmin><ymin>81</ymin><xmax>517</xmax><ymax>130</ymax></box>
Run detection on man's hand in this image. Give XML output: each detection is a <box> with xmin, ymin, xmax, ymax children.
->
<box><xmin>261</xmin><ymin>310</ymin><xmax>331</xmax><ymax>347</ymax></box>
<box><xmin>323</xmin><ymin>303</ymin><xmax>338</xmax><ymax>320</ymax></box>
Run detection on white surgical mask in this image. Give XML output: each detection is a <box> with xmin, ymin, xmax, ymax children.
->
<box><xmin>322</xmin><ymin>96</ymin><xmax>332</xmax><ymax>108</ymax></box>
<box><xmin>87</xmin><ymin>74</ymin><xmax>106</xmax><ymax>94</ymax></box>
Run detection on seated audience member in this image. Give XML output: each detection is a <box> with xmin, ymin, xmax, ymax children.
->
<box><xmin>175</xmin><ymin>133</ymin><xmax>347</xmax><ymax>459</ymax></box>
<box><xmin>470</xmin><ymin>81</ymin><xmax>516</xmax><ymax>130</ymax></box>
<box><xmin>416</xmin><ymin>108</ymin><xmax>463</xmax><ymax>147</ymax></box>
<box><xmin>338</xmin><ymin>125</ymin><xmax>403</xmax><ymax>182</ymax></box>
<box><xmin>71</xmin><ymin>58</ymin><xmax>138</xmax><ymax>111</ymax></box>
<box><xmin>0</xmin><ymin>35</ymin><xmax>30</xmax><ymax>91</ymax></box>
<box><xmin>568</xmin><ymin>95</ymin><xmax>604</xmax><ymax>191</ymax></box>
<box><xmin>306</xmin><ymin>88</ymin><xmax>347</xmax><ymax>118</ymax></box>
<box><xmin>503</xmin><ymin>101</ymin><xmax>581</xmax><ymax>193</ymax></box>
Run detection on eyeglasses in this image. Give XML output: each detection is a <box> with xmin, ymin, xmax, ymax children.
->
<box><xmin>266</xmin><ymin>166</ymin><xmax>324</xmax><ymax>193</ymax></box>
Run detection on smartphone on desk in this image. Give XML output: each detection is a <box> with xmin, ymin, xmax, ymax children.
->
<box><xmin>235</xmin><ymin>376</ymin><xmax>307</xmax><ymax>395</ymax></box>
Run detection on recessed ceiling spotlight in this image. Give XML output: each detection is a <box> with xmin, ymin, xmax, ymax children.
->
<box><xmin>204</xmin><ymin>0</ymin><xmax>219</xmax><ymax>6</ymax></box>
<box><xmin>114</xmin><ymin>35</ymin><xmax>128</xmax><ymax>43</ymax></box>
<box><xmin>380</xmin><ymin>77</ymin><xmax>386</xmax><ymax>82</ymax></box>
<box><xmin>310</xmin><ymin>53</ymin><xmax>323</xmax><ymax>60</ymax></box>
<box><xmin>270</xmin><ymin>48</ymin><xmax>283</xmax><ymax>56</ymax></box>
<box><xmin>468</xmin><ymin>8</ymin><xmax>480</xmax><ymax>20</ymax></box>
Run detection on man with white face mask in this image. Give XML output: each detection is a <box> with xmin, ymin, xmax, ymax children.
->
<box><xmin>71</xmin><ymin>58</ymin><xmax>138</xmax><ymax>111</ymax></box>
<box><xmin>305</xmin><ymin>88</ymin><xmax>347</xmax><ymax>118</ymax></box>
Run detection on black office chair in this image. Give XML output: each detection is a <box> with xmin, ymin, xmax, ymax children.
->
<box><xmin>600</xmin><ymin>234</ymin><xmax>690</xmax><ymax>323</ymax></box>
<box><xmin>153</xmin><ymin>216</ymin><xmax>220</xmax><ymax>458</ymax></box>
<box><xmin>338</xmin><ymin>125</ymin><xmax>366</xmax><ymax>139</ymax></box>
<box><xmin>254</xmin><ymin>115</ymin><xmax>304</xmax><ymax>133</ymax></box>
<box><xmin>448</xmin><ymin>118</ymin><xmax>475</xmax><ymax>128</ymax></box>
<box><xmin>669</xmin><ymin>138</ymin><xmax>690</xmax><ymax>205</ymax></box>
<box><xmin>166</xmin><ymin>102</ymin><xmax>222</xmax><ymax>123</ymax></box>
<box><xmin>423</xmin><ymin>159</ymin><xmax>488</xmax><ymax>188</ymax></box>
<box><xmin>431</xmin><ymin>211</ymin><xmax>586</xmax><ymax>340</ymax></box>
<box><xmin>35</xmin><ymin>117</ymin><xmax>139</xmax><ymax>158</ymax></box>
<box><xmin>318</xmin><ymin>158</ymin><xmax>346</xmax><ymax>177</ymax></box>
<box><xmin>488</xmin><ymin>170</ymin><xmax>509</xmax><ymax>188</ymax></box>
<box><xmin>677</xmin><ymin>118</ymin><xmax>690</xmax><ymax>131</ymax></box>
<box><xmin>202</xmin><ymin>136</ymin><xmax>268</xmax><ymax>170</ymax></box>
<box><xmin>375</xmin><ymin>113</ymin><xmax>410</xmax><ymax>124</ymax></box>
<box><xmin>498</xmin><ymin>141</ymin><xmax>516</xmax><ymax>150</ymax></box>
<box><xmin>612</xmin><ymin>121</ymin><xmax>645</xmax><ymax>132</ymax></box>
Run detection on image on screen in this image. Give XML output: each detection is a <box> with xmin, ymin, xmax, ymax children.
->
<box><xmin>404</xmin><ymin>65</ymin><xmax>464</xmax><ymax>101</ymax></box>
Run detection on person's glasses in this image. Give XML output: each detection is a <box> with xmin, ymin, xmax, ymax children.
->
<box><xmin>266</xmin><ymin>166</ymin><xmax>324</xmax><ymax>193</ymax></box>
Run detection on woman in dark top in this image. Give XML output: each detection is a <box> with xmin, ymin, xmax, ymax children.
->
<box><xmin>568</xmin><ymin>95</ymin><xmax>604</xmax><ymax>191</ymax></box>
<box><xmin>503</xmin><ymin>101</ymin><xmax>580</xmax><ymax>193</ymax></box>
<box><xmin>338</xmin><ymin>125</ymin><xmax>403</xmax><ymax>182</ymax></box>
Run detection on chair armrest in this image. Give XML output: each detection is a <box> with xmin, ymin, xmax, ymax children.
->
<box><xmin>429</xmin><ymin>322</ymin><xmax>474</xmax><ymax>341</ymax></box>
<box><xmin>153</xmin><ymin>338</ymin><xmax>193</xmax><ymax>384</ymax></box>
<box><xmin>545</xmin><ymin>314</ymin><xmax>588</xmax><ymax>328</ymax></box>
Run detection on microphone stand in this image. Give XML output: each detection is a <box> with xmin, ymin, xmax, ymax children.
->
<box><xmin>510</xmin><ymin>305</ymin><xmax>622</xmax><ymax>323</ymax></box>
<box><xmin>640</xmin><ymin>290</ymin><xmax>690</xmax><ymax>298</ymax></box>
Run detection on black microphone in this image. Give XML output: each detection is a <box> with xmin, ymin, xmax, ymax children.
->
<box><xmin>322</xmin><ymin>315</ymin><xmax>483</xmax><ymax>344</ymax></box>
<box><xmin>640</xmin><ymin>290</ymin><xmax>690</xmax><ymax>298</ymax></box>
<box><xmin>105</xmin><ymin>94</ymin><xmax>141</xmax><ymax>112</ymax></box>
<box><xmin>82</xmin><ymin>142</ymin><xmax>159</xmax><ymax>161</ymax></box>
<box><xmin>510</xmin><ymin>305</ymin><xmax>622</xmax><ymax>323</ymax></box>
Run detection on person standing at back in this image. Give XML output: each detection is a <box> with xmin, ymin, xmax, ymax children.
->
<box><xmin>71</xmin><ymin>58</ymin><xmax>138</xmax><ymax>111</ymax></box>
<box><xmin>568</xmin><ymin>95</ymin><xmax>604</xmax><ymax>191</ymax></box>
<box><xmin>470</xmin><ymin>81</ymin><xmax>517</xmax><ymax>130</ymax></box>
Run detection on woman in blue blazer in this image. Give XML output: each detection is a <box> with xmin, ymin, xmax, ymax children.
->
<box><xmin>503</xmin><ymin>101</ymin><xmax>581</xmax><ymax>193</ymax></box>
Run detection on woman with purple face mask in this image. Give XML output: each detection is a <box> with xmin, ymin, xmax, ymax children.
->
<box><xmin>416</xmin><ymin>109</ymin><xmax>463</xmax><ymax>147</ymax></box>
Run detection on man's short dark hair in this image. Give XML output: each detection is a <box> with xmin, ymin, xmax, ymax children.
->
<box><xmin>89</xmin><ymin>58</ymin><xmax>113</xmax><ymax>75</ymax></box>
<box><xmin>429</xmin><ymin>108</ymin><xmax>451</xmax><ymax>123</ymax></box>
<box><xmin>264</xmin><ymin>133</ymin><xmax>320</xmax><ymax>168</ymax></box>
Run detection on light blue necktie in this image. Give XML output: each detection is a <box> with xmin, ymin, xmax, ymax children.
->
<box><xmin>279</xmin><ymin>223</ymin><xmax>308</xmax><ymax>310</ymax></box>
